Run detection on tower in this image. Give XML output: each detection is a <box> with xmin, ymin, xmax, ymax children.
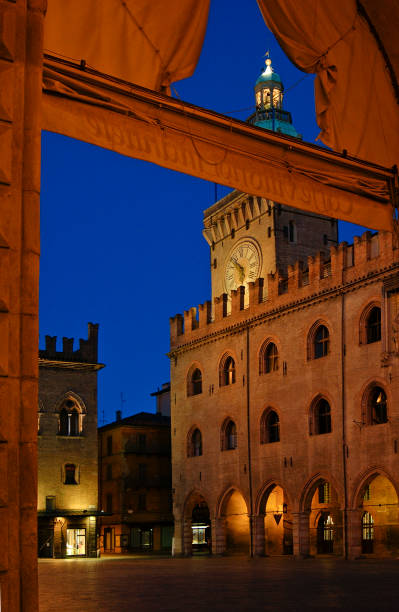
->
<box><xmin>202</xmin><ymin>56</ymin><xmax>338</xmax><ymax>306</ymax></box>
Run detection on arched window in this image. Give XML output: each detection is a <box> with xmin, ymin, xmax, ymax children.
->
<box><xmin>362</xmin><ymin>512</ymin><xmax>374</xmax><ymax>553</ymax></box>
<box><xmin>366</xmin><ymin>306</ymin><xmax>381</xmax><ymax>344</ymax></box>
<box><xmin>265</xmin><ymin>343</ymin><xmax>278</xmax><ymax>373</ymax></box>
<box><xmin>219</xmin><ymin>355</ymin><xmax>236</xmax><ymax>387</ymax></box>
<box><xmin>314</xmin><ymin>325</ymin><xmax>329</xmax><ymax>359</ymax></box>
<box><xmin>261</xmin><ymin>410</ymin><xmax>280</xmax><ymax>443</ymax></box>
<box><xmin>311</xmin><ymin>398</ymin><xmax>332</xmax><ymax>435</ymax></box>
<box><xmin>188</xmin><ymin>428</ymin><xmax>202</xmax><ymax>457</ymax></box>
<box><xmin>58</xmin><ymin>398</ymin><xmax>81</xmax><ymax>436</ymax></box>
<box><xmin>188</xmin><ymin>367</ymin><xmax>202</xmax><ymax>396</ymax></box>
<box><xmin>64</xmin><ymin>464</ymin><xmax>77</xmax><ymax>485</ymax></box>
<box><xmin>221</xmin><ymin>420</ymin><xmax>237</xmax><ymax>451</ymax></box>
<box><xmin>368</xmin><ymin>386</ymin><xmax>388</xmax><ymax>425</ymax></box>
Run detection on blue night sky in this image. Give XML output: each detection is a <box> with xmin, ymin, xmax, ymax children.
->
<box><xmin>40</xmin><ymin>0</ymin><xmax>366</xmax><ymax>424</ymax></box>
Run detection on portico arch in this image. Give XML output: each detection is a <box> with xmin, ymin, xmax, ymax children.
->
<box><xmin>256</xmin><ymin>482</ymin><xmax>293</xmax><ymax>556</ymax></box>
<box><xmin>182</xmin><ymin>490</ymin><xmax>212</xmax><ymax>556</ymax></box>
<box><xmin>218</xmin><ymin>487</ymin><xmax>250</xmax><ymax>555</ymax></box>
<box><xmin>301</xmin><ymin>474</ymin><xmax>343</xmax><ymax>557</ymax></box>
<box><xmin>352</xmin><ymin>469</ymin><xmax>399</xmax><ymax>557</ymax></box>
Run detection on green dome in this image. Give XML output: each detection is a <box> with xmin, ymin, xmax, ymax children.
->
<box><xmin>255</xmin><ymin>69</ymin><xmax>282</xmax><ymax>86</ymax></box>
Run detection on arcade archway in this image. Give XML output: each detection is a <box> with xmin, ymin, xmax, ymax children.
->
<box><xmin>258</xmin><ymin>484</ymin><xmax>293</xmax><ymax>555</ymax></box>
<box><xmin>304</xmin><ymin>478</ymin><xmax>342</xmax><ymax>556</ymax></box>
<box><xmin>220</xmin><ymin>489</ymin><xmax>250</xmax><ymax>555</ymax></box>
<box><xmin>356</xmin><ymin>473</ymin><xmax>399</xmax><ymax>557</ymax></box>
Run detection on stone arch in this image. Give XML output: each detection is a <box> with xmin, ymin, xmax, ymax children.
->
<box><xmin>350</xmin><ymin>468</ymin><xmax>399</xmax><ymax>557</ymax></box>
<box><xmin>54</xmin><ymin>390</ymin><xmax>87</xmax><ymax>414</ymax></box>
<box><xmin>217</xmin><ymin>486</ymin><xmax>250</xmax><ymax>555</ymax></box>
<box><xmin>258</xmin><ymin>336</ymin><xmax>281</xmax><ymax>375</ymax></box>
<box><xmin>186</xmin><ymin>425</ymin><xmax>203</xmax><ymax>458</ymax></box>
<box><xmin>300</xmin><ymin>473</ymin><xmax>343</xmax><ymax>557</ymax></box>
<box><xmin>308</xmin><ymin>392</ymin><xmax>334</xmax><ymax>436</ymax></box>
<box><xmin>359</xmin><ymin>379</ymin><xmax>390</xmax><ymax>426</ymax></box>
<box><xmin>255</xmin><ymin>480</ymin><xmax>294</xmax><ymax>556</ymax></box>
<box><xmin>55</xmin><ymin>391</ymin><xmax>87</xmax><ymax>436</ymax></box>
<box><xmin>218</xmin><ymin>350</ymin><xmax>238</xmax><ymax>387</ymax></box>
<box><xmin>182</xmin><ymin>489</ymin><xmax>212</xmax><ymax>556</ymax></box>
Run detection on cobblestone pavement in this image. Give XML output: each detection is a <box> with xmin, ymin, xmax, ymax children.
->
<box><xmin>39</xmin><ymin>555</ymin><xmax>399</xmax><ymax>612</ymax></box>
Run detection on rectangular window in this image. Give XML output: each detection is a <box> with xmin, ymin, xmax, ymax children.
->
<box><xmin>106</xmin><ymin>464</ymin><xmax>112</xmax><ymax>480</ymax></box>
<box><xmin>138</xmin><ymin>434</ymin><xmax>146</xmax><ymax>451</ymax></box>
<box><xmin>46</xmin><ymin>495</ymin><xmax>56</xmax><ymax>512</ymax></box>
<box><xmin>107</xmin><ymin>436</ymin><xmax>112</xmax><ymax>456</ymax></box>
<box><xmin>138</xmin><ymin>494</ymin><xmax>146</xmax><ymax>511</ymax></box>
<box><xmin>138</xmin><ymin>463</ymin><xmax>147</xmax><ymax>483</ymax></box>
<box><xmin>106</xmin><ymin>493</ymin><xmax>112</xmax><ymax>514</ymax></box>
<box><xmin>66</xmin><ymin>528</ymin><xmax>86</xmax><ymax>556</ymax></box>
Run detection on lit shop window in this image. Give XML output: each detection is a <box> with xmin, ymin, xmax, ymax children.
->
<box><xmin>66</xmin><ymin>528</ymin><xmax>86</xmax><ymax>556</ymax></box>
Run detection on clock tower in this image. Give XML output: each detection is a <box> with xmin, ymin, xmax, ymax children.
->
<box><xmin>202</xmin><ymin>57</ymin><xmax>338</xmax><ymax>306</ymax></box>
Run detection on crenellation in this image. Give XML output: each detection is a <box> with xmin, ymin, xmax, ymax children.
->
<box><xmin>169</xmin><ymin>233</ymin><xmax>399</xmax><ymax>348</ymax></box>
<box><xmin>40</xmin><ymin>322</ymin><xmax>100</xmax><ymax>364</ymax></box>
<box><xmin>214</xmin><ymin>293</ymin><xmax>228</xmax><ymax>321</ymax></box>
<box><xmin>231</xmin><ymin>286</ymin><xmax>245</xmax><ymax>314</ymax></box>
<box><xmin>198</xmin><ymin>301</ymin><xmax>212</xmax><ymax>328</ymax></box>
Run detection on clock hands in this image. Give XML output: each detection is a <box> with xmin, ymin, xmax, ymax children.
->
<box><xmin>232</xmin><ymin>258</ymin><xmax>245</xmax><ymax>284</ymax></box>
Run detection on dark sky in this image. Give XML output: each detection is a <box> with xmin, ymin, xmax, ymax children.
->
<box><xmin>40</xmin><ymin>0</ymin><xmax>366</xmax><ymax>424</ymax></box>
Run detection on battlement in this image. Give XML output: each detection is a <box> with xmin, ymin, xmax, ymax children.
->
<box><xmin>170</xmin><ymin>231</ymin><xmax>398</xmax><ymax>348</ymax></box>
<box><xmin>39</xmin><ymin>322</ymin><xmax>99</xmax><ymax>363</ymax></box>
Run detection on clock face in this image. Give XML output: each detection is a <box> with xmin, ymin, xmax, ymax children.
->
<box><xmin>224</xmin><ymin>240</ymin><xmax>261</xmax><ymax>293</ymax></box>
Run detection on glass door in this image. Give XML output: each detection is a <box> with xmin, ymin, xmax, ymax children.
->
<box><xmin>66</xmin><ymin>528</ymin><xmax>86</xmax><ymax>556</ymax></box>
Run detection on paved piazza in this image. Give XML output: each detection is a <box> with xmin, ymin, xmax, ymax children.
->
<box><xmin>39</xmin><ymin>556</ymin><xmax>399</xmax><ymax>611</ymax></box>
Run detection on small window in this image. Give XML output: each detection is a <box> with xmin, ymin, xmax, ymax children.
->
<box><xmin>311</xmin><ymin>398</ymin><xmax>332</xmax><ymax>435</ymax></box>
<box><xmin>106</xmin><ymin>494</ymin><xmax>112</xmax><ymax>514</ymax></box>
<box><xmin>368</xmin><ymin>387</ymin><xmax>388</xmax><ymax>425</ymax></box>
<box><xmin>288</xmin><ymin>220</ymin><xmax>296</xmax><ymax>243</ymax></box>
<box><xmin>64</xmin><ymin>463</ymin><xmax>77</xmax><ymax>485</ymax></box>
<box><xmin>188</xmin><ymin>367</ymin><xmax>202</xmax><ymax>396</ymax></box>
<box><xmin>106</xmin><ymin>464</ymin><xmax>112</xmax><ymax>480</ymax></box>
<box><xmin>366</xmin><ymin>307</ymin><xmax>381</xmax><ymax>344</ymax></box>
<box><xmin>107</xmin><ymin>436</ymin><xmax>112</xmax><ymax>456</ymax></box>
<box><xmin>221</xmin><ymin>420</ymin><xmax>237</xmax><ymax>451</ymax></box>
<box><xmin>46</xmin><ymin>496</ymin><xmax>56</xmax><ymax>512</ymax></box>
<box><xmin>261</xmin><ymin>410</ymin><xmax>280</xmax><ymax>444</ymax></box>
<box><xmin>220</xmin><ymin>355</ymin><xmax>236</xmax><ymax>387</ymax></box>
<box><xmin>314</xmin><ymin>325</ymin><xmax>329</xmax><ymax>359</ymax></box>
<box><xmin>362</xmin><ymin>512</ymin><xmax>374</xmax><ymax>553</ymax></box>
<box><xmin>188</xmin><ymin>428</ymin><xmax>202</xmax><ymax>457</ymax></box>
<box><xmin>363</xmin><ymin>485</ymin><xmax>370</xmax><ymax>501</ymax></box>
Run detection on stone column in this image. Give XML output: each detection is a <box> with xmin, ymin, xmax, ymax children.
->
<box><xmin>172</xmin><ymin>518</ymin><xmax>184</xmax><ymax>557</ymax></box>
<box><xmin>0</xmin><ymin>0</ymin><xmax>45</xmax><ymax>609</ymax></box>
<box><xmin>253</xmin><ymin>515</ymin><xmax>266</xmax><ymax>556</ymax></box>
<box><xmin>211</xmin><ymin>518</ymin><xmax>226</xmax><ymax>555</ymax></box>
<box><xmin>347</xmin><ymin>509</ymin><xmax>362</xmax><ymax>560</ymax></box>
<box><xmin>292</xmin><ymin>511</ymin><xmax>310</xmax><ymax>558</ymax></box>
<box><xmin>183</xmin><ymin>518</ymin><xmax>192</xmax><ymax>556</ymax></box>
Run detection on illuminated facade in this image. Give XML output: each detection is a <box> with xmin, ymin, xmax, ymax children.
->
<box><xmin>98</xmin><ymin>388</ymin><xmax>173</xmax><ymax>554</ymax></box>
<box><xmin>37</xmin><ymin>323</ymin><xmax>104</xmax><ymax>558</ymax></box>
<box><xmin>169</xmin><ymin>62</ymin><xmax>399</xmax><ymax>559</ymax></box>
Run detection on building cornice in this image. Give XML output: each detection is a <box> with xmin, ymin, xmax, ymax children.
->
<box><xmin>39</xmin><ymin>358</ymin><xmax>105</xmax><ymax>371</ymax></box>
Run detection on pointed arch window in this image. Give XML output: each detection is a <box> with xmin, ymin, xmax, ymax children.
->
<box><xmin>366</xmin><ymin>306</ymin><xmax>381</xmax><ymax>344</ymax></box>
<box><xmin>188</xmin><ymin>428</ymin><xmax>202</xmax><ymax>457</ymax></box>
<box><xmin>261</xmin><ymin>409</ymin><xmax>280</xmax><ymax>444</ymax></box>
<box><xmin>310</xmin><ymin>398</ymin><xmax>332</xmax><ymax>435</ymax></box>
<box><xmin>191</xmin><ymin>369</ymin><xmax>202</xmax><ymax>396</ymax></box>
<box><xmin>314</xmin><ymin>325</ymin><xmax>329</xmax><ymax>359</ymax></box>
<box><xmin>219</xmin><ymin>355</ymin><xmax>236</xmax><ymax>387</ymax></box>
<box><xmin>59</xmin><ymin>398</ymin><xmax>82</xmax><ymax>436</ymax></box>
<box><xmin>221</xmin><ymin>420</ymin><xmax>237</xmax><ymax>451</ymax></box>
<box><xmin>259</xmin><ymin>340</ymin><xmax>279</xmax><ymax>374</ymax></box>
<box><xmin>368</xmin><ymin>386</ymin><xmax>388</xmax><ymax>425</ymax></box>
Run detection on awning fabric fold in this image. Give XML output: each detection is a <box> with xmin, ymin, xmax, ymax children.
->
<box><xmin>44</xmin><ymin>0</ymin><xmax>210</xmax><ymax>93</ymax></box>
<box><xmin>42</xmin><ymin>57</ymin><xmax>397</xmax><ymax>232</ymax></box>
<box><xmin>257</xmin><ymin>0</ymin><xmax>399</xmax><ymax>168</ymax></box>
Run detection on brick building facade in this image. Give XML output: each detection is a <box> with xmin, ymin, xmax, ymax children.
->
<box><xmin>98</xmin><ymin>389</ymin><xmax>173</xmax><ymax>554</ymax></box>
<box><xmin>38</xmin><ymin>323</ymin><xmax>104</xmax><ymax>558</ymax></box>
<box><xmin>169</xmin><ymin>60</ymin><xmax>399</xmax><ymax>559</ymax></box>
